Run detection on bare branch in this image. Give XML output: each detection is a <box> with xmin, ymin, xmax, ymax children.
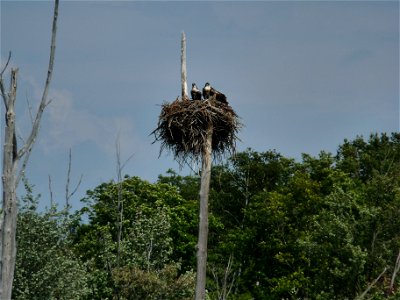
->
<box><xmin>115</xmin><ymin>135</ymin><xmax>135</xmax><ymax>176</ymax></box>
<box><xmin>0</xmin><ymin>78</ymin><xmax>8</xmax><ymax>109</ymax></box>
<box><xmin>121</xmin><ymin>153</ymin><xmax>134</xmax><ymax>171</ymax></box>
<box><xmin>15</xmin><ymin>147</ymin><xmax>31</xmax><ymax>186</ymax></box>
<box><xmin>356</xmin><ymin>267</ymin><xmax>387</xmax><ymax>300</ymax></box>
<box><xmin>0</xmin><ymin>53</ymin><xmax>12</xmax><ymax>110</ymax></box>
<box><xmin>25</xmin><ymin>92</ymin><xmax>34</xmax><ymax>125</ymax></box>
<box><xmin>115</xmin><ymin>137</ymin><xmax>123</xmax><ymax>268</ymax></box>
<box><xmin>1</xmin><ymin>1</ymin><xmax>59</xmax><ymax>298</ymax></box>
<box><xmin>65</xmin><ymin>148</ymin><xmax>83</xmax><ymax>210</ymax></box>
<box><xmin>211</xmin><ymin>254</ymin><xmax>236</xmax><ymax>300</ymax></box>
<box><xmin>17</xmin><ymin>0</ymin><xmax>59</xmax><ymax>162</ymax></box>
<box><xmin>389</xmin><ymin>249</ymin><xmax>400</xmax><ymax>294</ymax></box>
<box><xmin>115</xmin><ymin>135</ymin><xmax>134</xmax><ymax>269</ymax></box>
<box><xmin>225</xmin><ymin>255</ymin><xmax>236</xmax><ymax>299</ymax></box>
<box><xmin>65</xmin><ymin>149</ymin><xmax>72</xmax><ymax>206</ymax></box>
<box><xmin>211</xmin><ymin>267</ymin><xmax>221</xmax><ymax>299</ymax></box>
<box><xmin>46</xmin><ymin>98</ymin><xmax>53</xmax><ymax>107</ymax></box>
<box><xmin>68</xmin><ymin>174</ymin><xmax>83</xmax><ymax>201</ymax></box>
<box><xmin>0</xmin><ymin>51</ymin><xmax>11</xmax><ymax>77</ymax></box>
<box><xmin>48</xmin><ymin>175</ymin><xmax>54</xmax><ymax>208</ymax></box>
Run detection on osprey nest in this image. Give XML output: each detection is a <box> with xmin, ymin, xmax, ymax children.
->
<box><xmin>152</xmin><ymin>96</ymin><xmax>241</xmax><ymax>164</ymax></box>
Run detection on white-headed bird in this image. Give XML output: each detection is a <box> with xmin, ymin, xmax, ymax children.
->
<box><xmin>191</xmin><ymin>83</ymin><xmax>202</xmax><ymax>100</ymax></box>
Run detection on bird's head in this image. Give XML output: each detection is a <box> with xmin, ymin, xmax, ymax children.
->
<box><xmin>204</xmin><ymin>82</ymin><xmax>210</xmax><ymax>87</ymax></box>
<box><xmin>192</xmin><ymin>83</ymin><xmax>197</xmax><ymax>88</ymax></box>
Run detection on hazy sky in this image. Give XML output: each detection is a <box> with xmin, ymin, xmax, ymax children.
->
<box><xmin>1</xmin><ymin>1</ymin><xmax>399</xmax><ymax>210</ymax></box>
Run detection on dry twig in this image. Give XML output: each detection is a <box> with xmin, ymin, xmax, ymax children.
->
<box><xmin>151</xmin><ymin>96</ymin><xmax>241</xmax><ymax>166</ymax></box>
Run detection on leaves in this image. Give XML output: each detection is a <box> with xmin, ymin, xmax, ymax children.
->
<box><xmin>13</xmin><ymin>133</ymin><xmax>400</xmax><ymax>299</ymax></box>
<box><xmin>72</xmin><ymin>175</ymin><xmax>198</xmax><ymax>299</ymax></box>
<box><xmin>14</xmin><ymin>195</ymin><xmax>90</xmax><ymax>299</ymax></box>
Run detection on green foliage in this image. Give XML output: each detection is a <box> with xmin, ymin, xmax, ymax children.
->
<box><xmin>113</xmin><ymin>263</ymin><xmax>195</xmax><ymax>300</ymax></box>
<box><xmin>201</xmin><ymin>133</ymin><xmax>400</xmax><ymax>299</ymax></box>
<box><xmin>14</xmin><ymin>132</ymin><xmax>400</xmax><ymax>299</ymax></box>
<box><xmin>13</xmin><ymin>179</ymin><xmax>89</xmax><ymax>300</ymax></box>
<box><xmin>73</xmin><ymin>176</ymin><xmax>197</xmax><ymax>299</ymax></box>
<box><xmin>336</xmin><ymin>133</ymin><xmax>400</xmax><ymax>182</ymax></box>
<box><xmin>124</xmin><ymin>206</ymin><xmax>173</xmax><ymax>270</ymax></box>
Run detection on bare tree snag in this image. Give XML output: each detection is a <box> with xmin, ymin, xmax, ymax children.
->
<box><xmin>356</xmin><ymin>267</ymin><xmax>387</xmax><ymax>300</ymax></box>
<box><xmin>0</xmin><ymin>68</ymin><xmax>18</xmax><ymax>300</ymax></box>
<box><xmin>114</xmin><ymin>136</ymin><xmax>134</xmax><ymax>269</ymax></box>
<box><xmin>211</xmin><ymin>254</ymin><xmax>236</xmax><ymax>300</ymax></box>
<box><xmin>0</xmin><ymin>0</ymin><xmax>59</xmax><ymax>298</ymax></box>
<box><xmin>195</xmin><ymin>123</ymin><xmax>213</xmax><ymax>300</ymax></box>
<box><xmin>153</xmin><ymin>97</ymin><xmax>240</xmax><ymax>299</ymax></box>
<box><xmin>152</xmin><ymin>32</ymin><xmax>241</xmax><ymax>300</ymax></box>
<box><xmin>115</xmin><ymin>139</ymin><xmax>124</xmax><ymax>269</ymax></box>
<box><xmin>65</xmin><ymin>148</ymin><xmax>83</xmax><ymax>213</ymax></box>
<box><xmin>15</xmin><ymin>0</ymin><xmax>58</xmax><ymax>185</ymax></box>
<box><xmin>181</xmin><ymin>31</ymin><xmax>188</xmax><ymax>100</ymax></box>
<box><xmin>389</xmin><ymin>249</ymin><xmax>400</xmax><ymax>295</ymax></box>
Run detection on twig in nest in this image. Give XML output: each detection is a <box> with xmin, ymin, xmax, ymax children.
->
<box><xmin>151</xmin><ymin>97</ymin><xmax>241</xmax><ymax>166</ymax></box>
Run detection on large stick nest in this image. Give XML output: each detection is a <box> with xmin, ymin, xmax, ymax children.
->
<box><xmin>152</xmin><ymin>96</ymin><xmax>241</xmax><ymax>164</ymax></box>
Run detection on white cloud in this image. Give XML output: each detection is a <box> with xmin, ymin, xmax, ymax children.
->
<box><xmin>41</xmin><ymin>88</ymin><xmax>138</xmax><ymax>157</ymax></box>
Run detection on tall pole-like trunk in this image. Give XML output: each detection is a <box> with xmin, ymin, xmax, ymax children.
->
<box><xmin>0</xmin><ymin>69</ymin><xmax>18</xmax><ymax>299</ymax></box>
<box><xmin>195</xmin><ymin>124</ymin><xmax>213</xmax><ymax>300</ymax></box>
<box><xmin>389</xmin><ymin>249</ymin><xmax>400</xmax><ymax>294</ymax></box>
<box><xmin>115</xmin><ymin>139</ymin><xmax>123</xmax><ymax>269</ymax></box>
<box><xmin>181</xmin><ymin>31</ymin><xmax>188</xmax><ymax>100</ymax></box>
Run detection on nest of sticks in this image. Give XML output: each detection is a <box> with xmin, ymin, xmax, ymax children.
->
<box><xmin>152</xmin><ymin>96</ymin><xmax>241</xmax><ymax>164</ymax></box>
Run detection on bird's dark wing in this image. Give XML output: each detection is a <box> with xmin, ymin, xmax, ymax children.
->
<box><xmin>195</xmin><ymin>91</ymin><xmax>201</xmax><ymax>100</ymax></box>
<box><xmin>209</xmin><ymin>87</ymin><xmax>216</xmax><ymax>96</ymax></box>
<box><xmin>210</xmin><ymin>87</ymin><xmax>228</xmax><ymax>104</ymax></box>
<box><xmin>202</xmin><ymin>88</ymin><xmax>209</xmax><ymax>100</ymax></box>
<box><xmin>215</xmin><ymin>93</ymin><xmax>228</xmax><ymax>104</ymax></box>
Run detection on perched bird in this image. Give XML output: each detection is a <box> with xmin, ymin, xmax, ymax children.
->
<box><xmin>203</xmin><ymin>82</ymin><xmax>228</xmax><ymax>104</ymax></box>
<box><xmin>202</xmin><ymin>82</ymin><xmax>212</xmax><ymax>100</ymax></box>
<box><xmin>191</xmin><ymin>83</ymin><xmax>202</xmax><ymax>100</ymax></box>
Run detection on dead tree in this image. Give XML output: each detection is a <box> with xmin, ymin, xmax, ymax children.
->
<box><xmin>211</xmin><ymin>254</ymin><xmax>236</xmax><ymax>300</ymax></box>
<box><xmin>389</xmin><ymin>249</ymin><xmax>400</xmax><ymax>295</ymax></box>
<box><xmin>115</xmin><ymin>136</ymin><xmax>134</xmax><ymax>269</ymax></box>
<box><xmin>0</xmin><ymin>0</ymin><xmax>59</xmax><ymax>298</ymax></box>
<box><xmin>196</xmin><ymin>122</ymin><xmax>213</xmax><ymax>300</ymax></box>
<box><xmin>152</xmin><ymin>32</ymin><xmax>241</xmax><ymax>300</ymax></box>
<box><xmin>181</xmin><ymin>31</ymin><xmax>188</xmax><ymax>101</ymax></box>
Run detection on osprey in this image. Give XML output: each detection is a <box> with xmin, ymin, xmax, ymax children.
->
<box><xmin>202</xmin><ymin>82</ymin><xmax>212</xmax><ymax>100</ymax></box>
<box><xmin>203</xmin><ymin>82</ymin><xmax>228</xmax><ymax>104</ymax></box>
<box><xmin>191</xmin><ymin>83</ymin><xmax>202</xmax><ymax>100</ymax></box>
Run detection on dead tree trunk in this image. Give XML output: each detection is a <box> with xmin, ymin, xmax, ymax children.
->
<box><xmin>0</xmin><ymin>0</ymin><xmax>59</xmax><ymax>298</ymax></box>
<box><xmin>181</xmin><ymin>31</ymin><xmax>188</xmax><ymax>100</ymax></box>
<box><xmin>195</xmin><ymin>123</ymin><xmax>213</xmax><ymax>300</ymax></box>
<box><xmin>153</xmin><ymin>31</ymin><xmax>240</xmax><ymax>300</ymax></box>
<box><xmin>0</xmin><ymin>68</ymin><xmax>18</xmax><ymax>300</ymax></box>
<box><xmin>389</xmin><ymin>249</ymin><xmax>400</xmax><ymax>295</ymax></box>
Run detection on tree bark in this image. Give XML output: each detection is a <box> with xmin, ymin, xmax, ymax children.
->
<box><xmin>0</xmin><ymin>1</ymin><xmax>59</xmax><ymax>298</ymax></box>
<box><xmin>181</xmin><ymin>31</ymin><xmax>188</xmax><ymax>100</ymax></box>
<box><xmin>0</xmin><ymin>68</ymin><xmax>18</xmax><ymax>299</ymax></box>
<box><xmin>356</xmin><ymin>267</ymin><xmax>387</xmax><ymax>300</ymax></box>
<box><xmin>389</xmin><ymin>249</ymin><xmax>400</xmax><ymax>294</ymax></box>
<box><xmin>195</xmin><ymin>123</ymin><xmax>213</xmax><ymax>300</ymax></box>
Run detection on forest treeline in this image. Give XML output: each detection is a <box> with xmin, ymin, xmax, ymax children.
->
<box><xmin>13</xmin><ymin>132</ymin><xmax>400</xmax><ymax>299</ymax></box>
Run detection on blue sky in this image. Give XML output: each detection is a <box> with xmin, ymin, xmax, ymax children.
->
<box><xmin>1</xmin><ymin>1</ymin><xmax>399</xmax><ymax>211</ymax></box>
